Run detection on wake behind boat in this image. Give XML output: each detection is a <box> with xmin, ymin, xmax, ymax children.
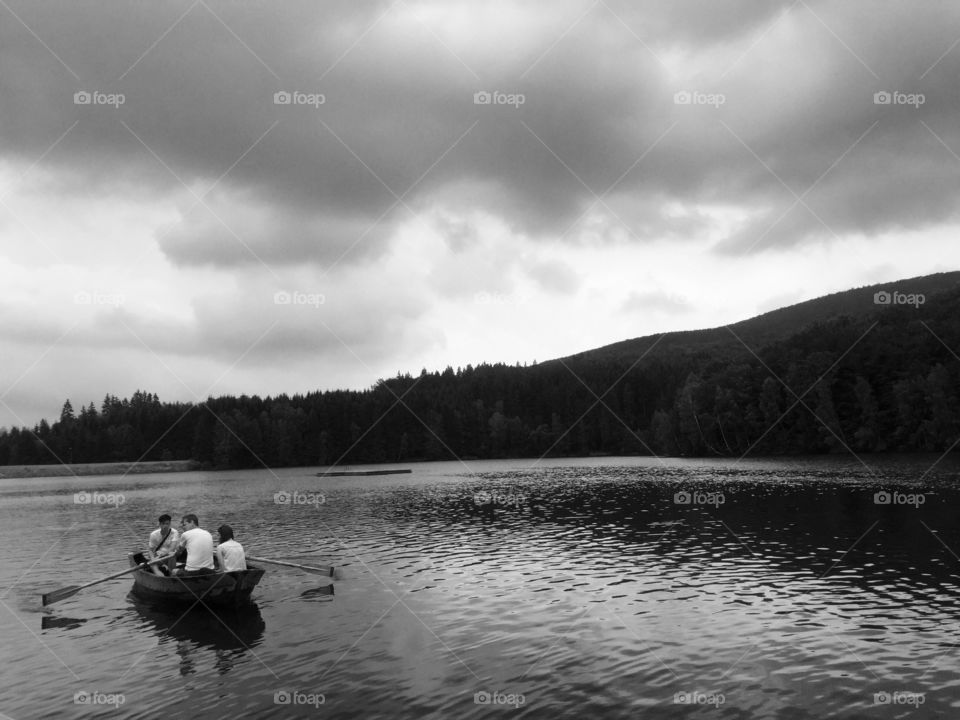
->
<box><xmin>127</xmin><ymin>552</ymin><xmax>265</xmax><ymax>608</ymax></box>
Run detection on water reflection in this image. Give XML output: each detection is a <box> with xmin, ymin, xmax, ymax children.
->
<box><xmin>382</xmin><ymin>468</ymin><xmax>960</xmax><ymax>597</ymax></box>
<box><xmin>127</xmin><ymin>595</ymin><xmax>266</xmax><ymax>676</ymax></box>
<box><xmin>338</xmin><ymin>465</ymin><xmax>960</xmax><ymax>716</ymax></box>
<box><xmin>40</xmin><ymin>615</ymin><xmax>87</xmax><ymax>631</ymax></box>
<box><xmin>300</xmin><ymin>583</ymin><xmax>335</xmax><ymax>602</ymax></box>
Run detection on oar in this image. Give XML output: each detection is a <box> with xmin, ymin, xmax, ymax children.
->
<box><xmin>42</xmin><ymin>556</ymin><xmax>165</xmax><ymax>606</ymax></box>
<box><xmin>247</xmin><ymin>555</ymin><xmax>334</xmax><ymax>577</ymax></box>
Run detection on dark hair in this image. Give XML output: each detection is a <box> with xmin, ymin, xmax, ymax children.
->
<box><xmin>158</xmin><ymin>514</ymin><xmax>171</xmax><ymax>523</ymax></box>
<box><xmin>218</xmin><ymin>525</ymin><xmax>234</xmax><ymax>542</ymax></box>
<box><xmin>182</xmin><ymin>513</ymin><xmax>199</xmax><ymax>526</ymax></box>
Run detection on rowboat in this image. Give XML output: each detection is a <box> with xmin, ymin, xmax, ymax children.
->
<box><xmin>127</xmin><ymin>552</ymin><xmax>265</xmax><ymax>607</ymax></box>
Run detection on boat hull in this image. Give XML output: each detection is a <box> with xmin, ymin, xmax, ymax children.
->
<box><xmin>128</xmin><ymin>553</ymin><xmax>265</xmax><ymax>607</ymax></box>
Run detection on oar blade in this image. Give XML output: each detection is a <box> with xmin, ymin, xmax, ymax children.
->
<box><xmin>41</xmin><ymin>557</ymin><xmax>159</xmax><ymax>606</ymax></box>
<box><xmin>42</xmin><ymin>585</ymin><xmax>80</xmax><ymax>606</ymax></box>
<box><xmin>298</xmin><ymin>563</ymin><xmax>334</xmax><ymax>578</ymax></box>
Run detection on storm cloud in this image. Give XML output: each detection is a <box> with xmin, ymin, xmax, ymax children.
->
<box><xmin>1</xmin><ymin>0</ymin><xmax>959</xmax><ymax>426</ymax></box>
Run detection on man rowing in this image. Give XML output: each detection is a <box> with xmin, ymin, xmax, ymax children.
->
<box><xmin>147</xmin><ymin>514</ymin><xmax>179</xmax><ymax>575</ymax></box>
<box><xmin>172</xmin><ymin>513</ymin><xmax>215</xmax><ymax>576</ymax></box>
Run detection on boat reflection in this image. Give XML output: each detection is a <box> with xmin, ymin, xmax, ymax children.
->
<box><xmin>127</xmin><ymin>593</ymin><xmax>266</xmax><ymax>676</ymax></box>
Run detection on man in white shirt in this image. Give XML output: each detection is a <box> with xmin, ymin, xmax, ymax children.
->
<box><xmin>215</xmin><ymin>525</ymin><xmax>247</xmax><ymax>572</ymax></box>
<box><xmin>147</xmin><ymin>514</ymin><xmax>179</xmax><ymax>576</ymax></box>
<box><xmin>172</xmin><ymin>513</ymin><xmax>215</xmax><ymax>576</ymax></box>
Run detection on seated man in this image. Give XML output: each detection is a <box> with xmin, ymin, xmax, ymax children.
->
<box><xmin>147</xmin><ymin>514</ymin><xmax>179</xmax><ymax>576</ymax></box>
<box><xmin>215</xmin><ymin>525</ymin><xmax>247</xmax><ymax>572</ymax></box>
<box><xmin>172</xmin><ymin>513</ymin><xmax>215</xmax><ymax>576</ymax></box>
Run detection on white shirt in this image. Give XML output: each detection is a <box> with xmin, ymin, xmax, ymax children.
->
<box><xmin>148</xmin><ymin>527</ymin><xmax>179</xmax><ymax>557</ymax></box>
<box><xmin>178</xmin><ymin>527</ymin><xmax>214</xmax><ymax>570</ymax></box>
<box><xmin>216</xmin><ymin>539</ymin><xmax>247</xmax><ymax>572</ymax></box>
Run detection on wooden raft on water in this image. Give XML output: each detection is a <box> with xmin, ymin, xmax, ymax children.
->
<box><xmin>316</xmin><ymin>469</ymin><xmax>412</xmax><ymax>477</ymax></box>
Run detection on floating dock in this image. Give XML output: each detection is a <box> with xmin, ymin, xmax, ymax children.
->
<box><xmin>316</xmin><ymin>469</ymin><xmax>412</xmax><ymax>477</ymax></box>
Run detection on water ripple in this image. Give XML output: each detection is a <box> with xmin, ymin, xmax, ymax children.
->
<box><xmin>4</xmin><ymin>457</ymin><xmax>960</xmax><ymax>718</ymax></box>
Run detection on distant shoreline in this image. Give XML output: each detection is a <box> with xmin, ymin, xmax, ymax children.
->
<box><xmin>1</xmin><ymin>453</ymin><xmax>955</xmax><ymax>480</ymax></box>
<box><xmin>0</xmin><ymin>459</ymin><xmax>201</xmax><ymax>479</ymax></box>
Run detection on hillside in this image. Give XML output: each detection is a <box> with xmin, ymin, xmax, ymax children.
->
<box><xmin>560</xmin><ymin>270</ymin><xmax>960</xmax><ymax>366</ymax></box>
<box><xmin>2</xmin><ymin>270</ymin><xmax>959</xmax><ymax>467</ymax></box>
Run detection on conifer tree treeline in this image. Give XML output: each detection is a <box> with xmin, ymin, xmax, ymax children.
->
<box><xmin>1</xmin><ymin>288</ymin><xmax>958</xmax><ymax>468</ymax></box>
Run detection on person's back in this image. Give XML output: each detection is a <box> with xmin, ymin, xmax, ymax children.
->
<box><xmin>216</xmin><ymin>539</ymin><xmax>246</xmax><ymax>572</ymax></box>
<box><xmin>176</xmin><ymin>514</ymin><xmax>214</xmax><ymax>574</ymax></box>
<box><xmin>181</xmin><ymin>528</ymin><xmax>214</xmax><ymax>570</ymax></box>
<box><xmin>215</xmin><ymin>525</ymin><xmax>246</xmax><ymax>572</ymax></box>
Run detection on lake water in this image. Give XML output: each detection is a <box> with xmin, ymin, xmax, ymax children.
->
<box><xmin>1</xmin><ymin>455</ymin><xmax>959</xmax><ymax>719</ymax></box>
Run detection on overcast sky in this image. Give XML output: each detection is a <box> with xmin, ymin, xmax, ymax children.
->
<box><xmin>1</xmin><ymin>0</ymin><xmax>959</xmax><ymax>429</ymax></box>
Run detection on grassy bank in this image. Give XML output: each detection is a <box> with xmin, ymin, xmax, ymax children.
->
<box><xmin>0</xmin><ymin>459</ymin><xmax>201</xmax><ymax>479</ymax></box>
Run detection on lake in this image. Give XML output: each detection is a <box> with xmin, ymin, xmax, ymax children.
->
<box><xmin>1</xmin><ymin>455</ymin><xmax>959</xmax><ymax>719</ymax></box>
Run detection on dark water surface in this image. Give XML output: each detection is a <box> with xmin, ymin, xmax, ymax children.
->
<box><xmin>2</xmin><ymin>456</ymin><xmax>959</xmax><ymax>719</ymax></box>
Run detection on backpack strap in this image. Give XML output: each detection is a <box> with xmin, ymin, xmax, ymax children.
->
<box><xmin>154</xmin><ymin>528</ymin><xmax>171</xmax><ymax>555</ymax></box>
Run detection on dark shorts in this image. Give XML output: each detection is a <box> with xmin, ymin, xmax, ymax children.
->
<box><xmin>175</xmin><ymin>567</ymin><xmax>216</xmax><ymax>576</ymax></box>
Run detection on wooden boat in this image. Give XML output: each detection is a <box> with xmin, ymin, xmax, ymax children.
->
<box><xmin>127</xmin><ymin>553</ymin><xmax>265</xmax><ymax>607</ymax></box>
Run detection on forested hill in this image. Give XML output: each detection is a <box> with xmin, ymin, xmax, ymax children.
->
<box><xmin>559</xmin><ymin>270</ymin><xmax>960</xmax><ymax>366</ymax></box>
<box><xmin>2</xmin><ymin>271</ymin><xmax>959</xmax><ymax>469</ymax></box>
